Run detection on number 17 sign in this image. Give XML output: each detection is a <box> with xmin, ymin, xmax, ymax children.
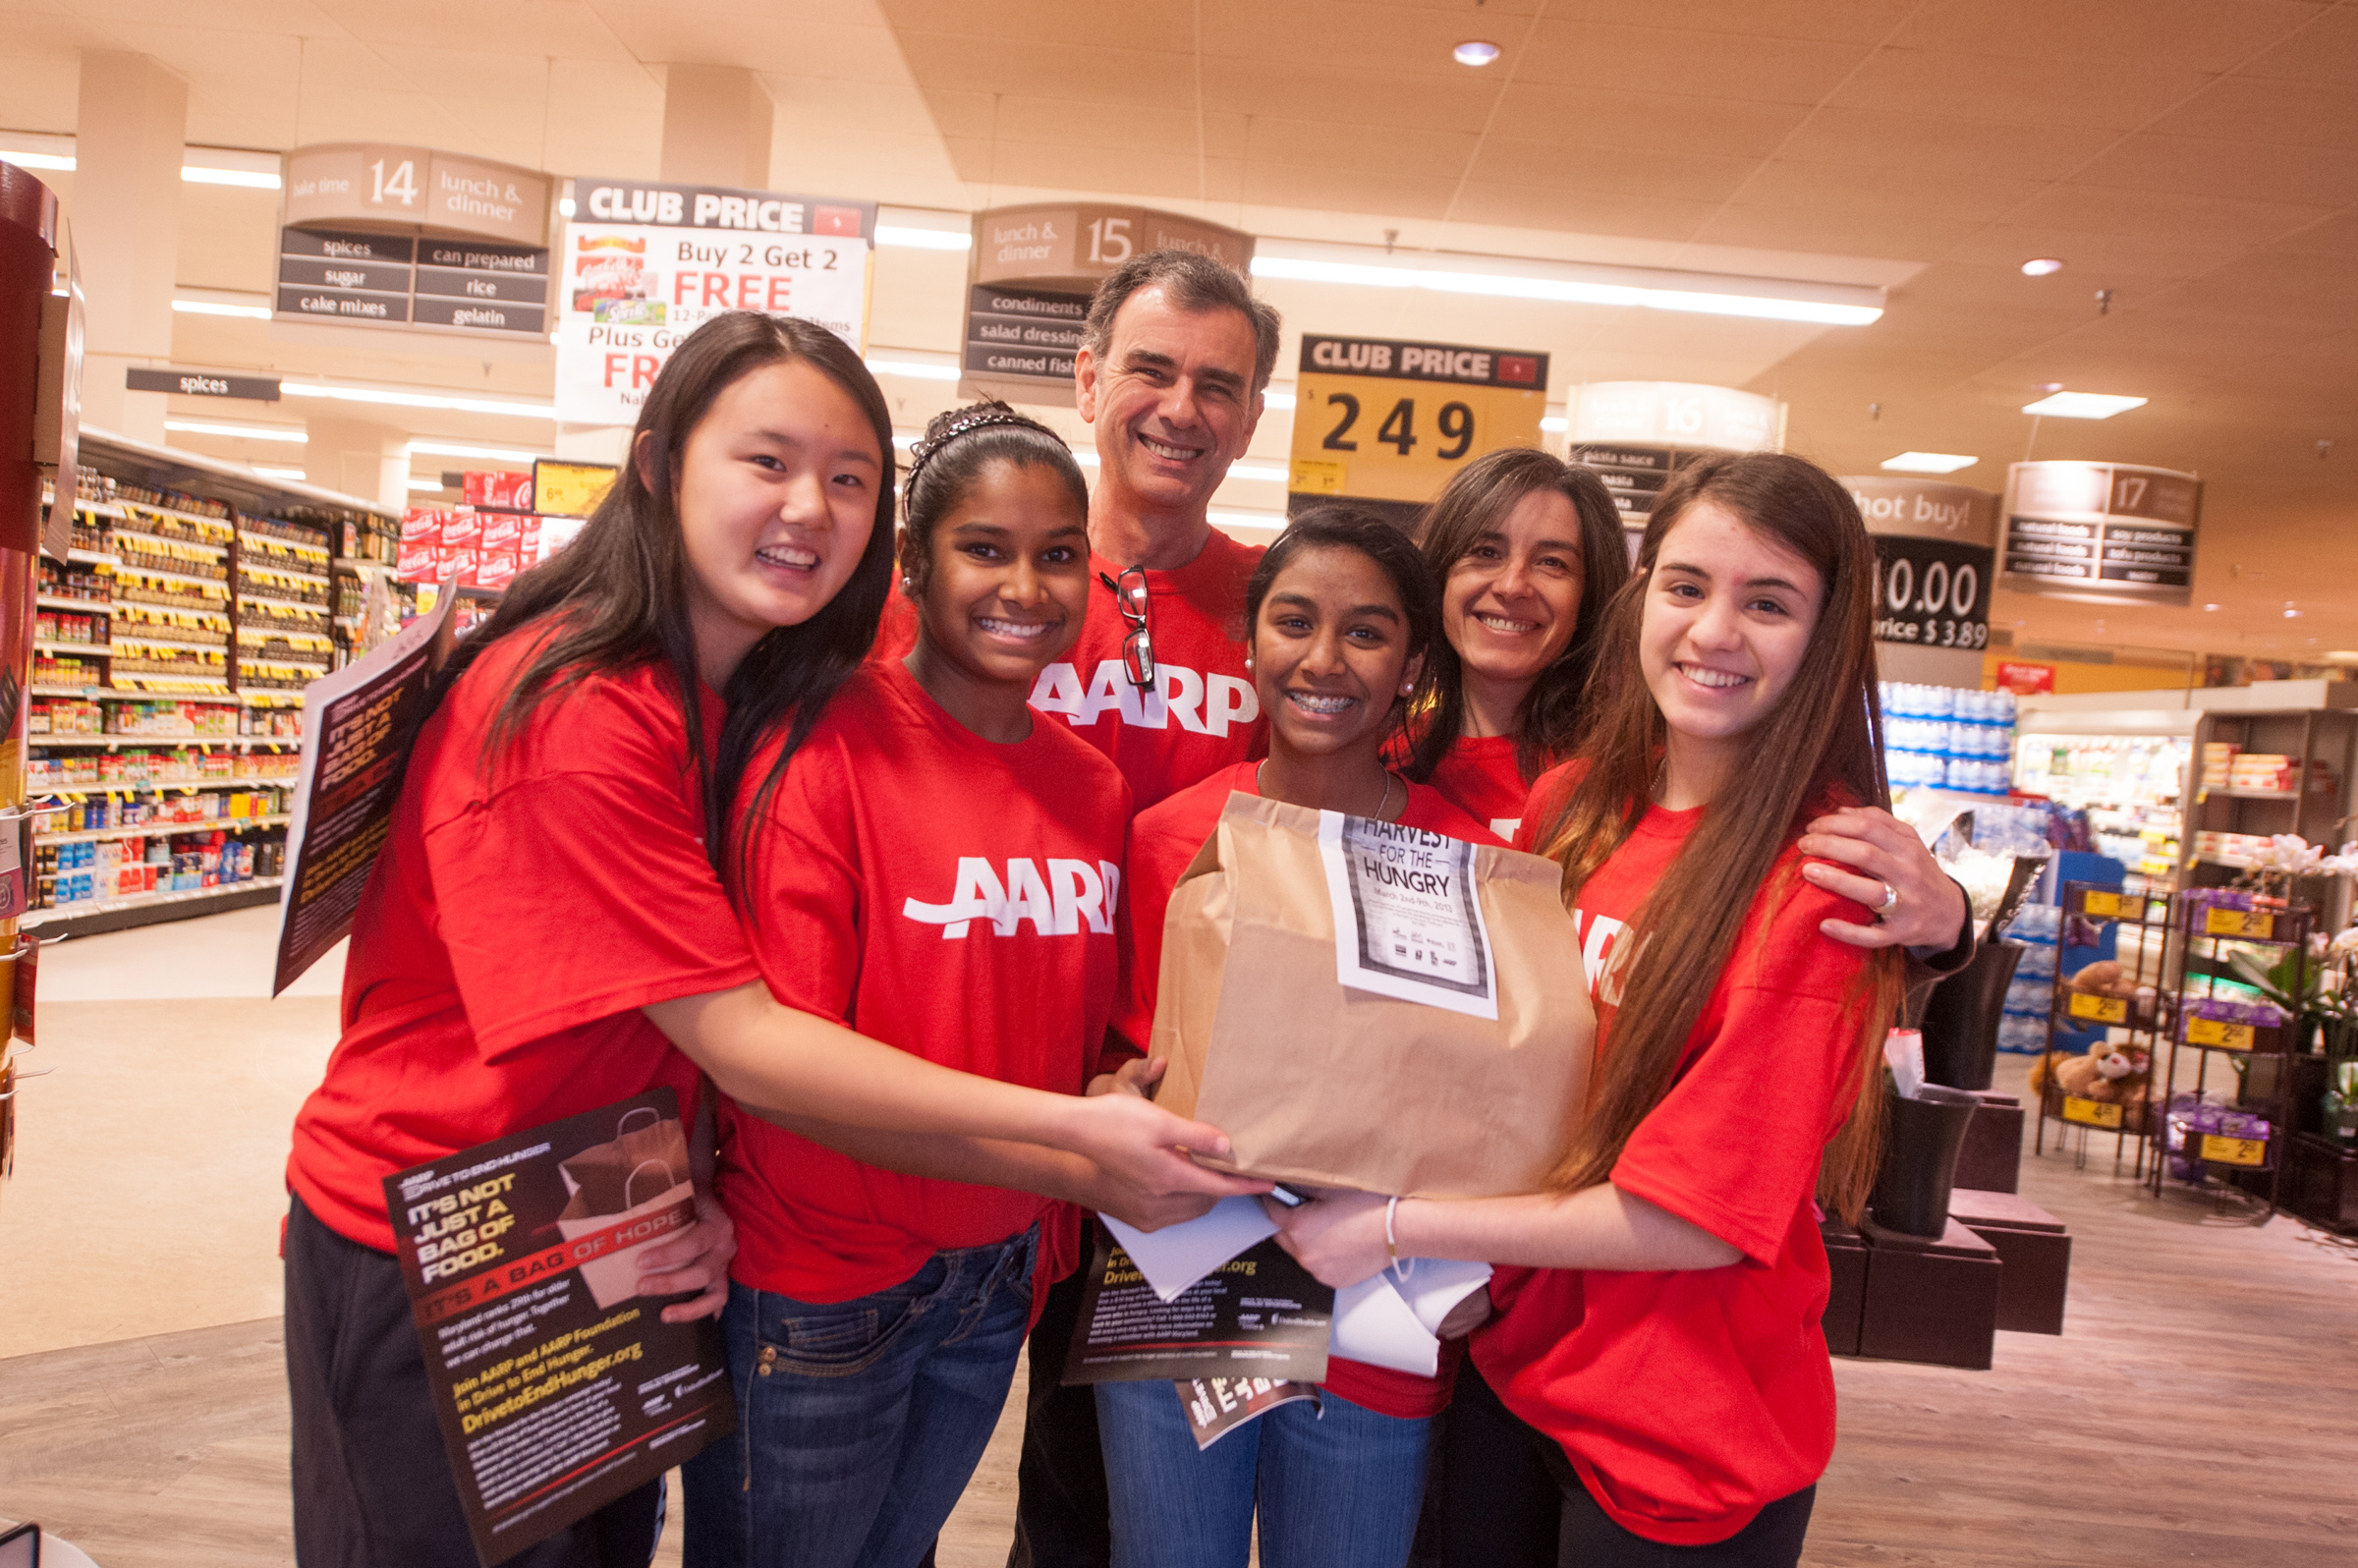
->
<box><xmin>1287</xmin><ymin>335</ymin><xmax>1549</xmax><ymax>529</ymax></box>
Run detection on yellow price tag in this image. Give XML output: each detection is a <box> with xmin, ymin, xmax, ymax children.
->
<box><xmin>1288</xmin><ymin>336</ymin><xmax>1549</xmax><ymax>510</ymax></box>
<box><xmin>2204</xmin><ymin>908</ymin><xmax>2274</xmax><ymax>938</ymax></box>
<box><xmin>533</xmin><ymin>459</ymin><xmax>617</xmax><ymax>520</ymax></box>
<box><xmin>2067</xmin><ymin>991</ymin><xmax>2128</xmax><ymax>1024</ymax></box>
<box><xmin>2081</xmin><ymin>891</ymin><xmax>2123</xmax><ymax>918</ymax></box>
<box><xmin>2185</xmin><ymin>1018</ymin><xmax>2256</xmax><ymax>1050</ymax></box>
<box><xmin>2198</xmin><ymin>1134</ymin><xmax>2266</xmax><ymax>1167</ymax></box>
<box><xmin>2062</xmin><ymin>1096</ymin><xmax>2124</xmax><ymax>1129</ymax></box>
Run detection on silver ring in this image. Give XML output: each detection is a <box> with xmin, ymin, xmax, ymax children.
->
<box><xmin>1879</xmin><ymin>881</ymin><xmax>1901</xmax><ymax>912</ymax></box>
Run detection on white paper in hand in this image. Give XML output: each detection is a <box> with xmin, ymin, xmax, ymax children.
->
<box><xmin>1100</xmin><ymin>1197</ymin><xmax>1278</xmax><ymax>1304</ymax></box>
<box><xmin>1329</xmin><ymin>1259</ymin><xmax>1493</xmax><ymax>1375</ymax></box>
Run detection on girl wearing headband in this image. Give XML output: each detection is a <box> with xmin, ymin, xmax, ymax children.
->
<box><xmin>682</xmin><ymin>401</ymin><xmax>1262</xmax><ymax>1568</ymax></box>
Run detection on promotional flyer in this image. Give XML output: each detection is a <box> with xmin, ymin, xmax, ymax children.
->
<box><xmin>381</xmin><ymin>1088</ymin><xmax>733</xmax><ymax>1565</ymax></box>
<box><xmin>1063</xmin><ymin>1232</ymin><xmax>1333</xmax><ymax>1387</ymax></box>
<box><xmin>554</xmin><ymin>178</ymin><xmax>875</xmax><ymax>426</ymax></box>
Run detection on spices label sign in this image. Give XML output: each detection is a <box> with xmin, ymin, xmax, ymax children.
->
<box><xmin>1287</xmin><ymin>335</ymin><xmax>1546</xmax><ymax>526</ymax></box>
<box><xmin>2000</xmin><ymin>461</ymin><xmax>2202</xmax><ymax>606</ymax></box>
<box><xmin>554</xmin><ymin>178</ymin><xmax>875</xmax><ymax>426</ymax></box>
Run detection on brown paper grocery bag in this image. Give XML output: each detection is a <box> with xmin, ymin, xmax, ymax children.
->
<box><xmin>1151</xmin><ymin>793</ymin><xmax>1594</xmax><ymax>1199</ymax></box>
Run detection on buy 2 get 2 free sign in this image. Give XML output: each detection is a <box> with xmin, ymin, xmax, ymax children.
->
<box><xmin>1287</xmin><ymin>335</ymin><xmax>1550</xmax><ymax>515</ymax></box>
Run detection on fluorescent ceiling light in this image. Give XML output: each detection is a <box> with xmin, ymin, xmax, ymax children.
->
<box><xmin>876</xmin><ymin>225</ymin><xmax>971</xmax><ymax>251</ymax></box>
<box><xmin>892</xmin><ymin>433</ymin><xmax>919</xmax><ymax>449</ymax></box>
<box><xmin>408</xmin><ymin>439</ymin><xmax>547</xmax><ymax>463</ymax></box>
<box><xmin>0</xmin><ymin>149</ymin><xmax>74</xmax><ymax>171</ymax></box>
<box><xmin>1881</xmin><ymin>452</ymin><xmax>1979</xmax><ymax>474</ymax></box>
<box><xmin>1226</xmin><ymin>462</ymin><xmax>1288</xmax><ymax>483</ymax></box>
<box><xmin>1453</xmin><ymin>41</ymin><xmax>1501</xmax><ymax>66</ymax></box>
<box><xmin>165</xmin><ymin>419</ymin><xmax>307</xmax><ymax>444</ymax></box>
<box><xmin>1263</xmin><ymin>390</ymin><xmax>1296</xmax><ymax>410</ymax></box>
<box><xmin>559</xmin><ymin>196</ymin><xmax>576</xmax><ymax>217</ymax></box>
<box><xmin>2021</xmin><ymin>258</ymin><xmax>2064</xmax><ymax>277</ymax></box>
<box><xmin>2021</xmin><ymin>391</ymin><xmax>2146</xmax><ymax>420</ymax></box>
<box><xmin>1540</xmin><ymin>415</ymin><xmax>1568</xmax><ymax>432</ymax></box>
<box><xmin>173</xmin><ymin>297</ymin><xmax>271</xmax><ymax>320</ymax></box>
<box><xmin>407</xmin><ymin>476</ymin><xmax>445</xmax><ymax>492</ymax></box>
<box><xmin>182</xmin><ymin>165</ymin><xmax>279</xmax><ymax>189</ymax></box>
<box><xmin>2328</xmin><ymin>649</ymin><xmax>2358</xmax><ymax>659</ymax></box>
<box><xmin>252</xmin><ymin>466</ymin><xmax>307</xmax><ymax>480</ymax></box>
<box><xmin>282</xmin><ymin>381</ymin><xmax>558</xmax><ymax>420</ymax></box>
<box><xmin>865</xmin><ymin>358</ymin><xmax>961</xmax><ymax>382</ymax></box>
<box><xmin>1249</xmin><ymin>241</ymin><xmax>1883</xmax><ymax>327</ymax></box>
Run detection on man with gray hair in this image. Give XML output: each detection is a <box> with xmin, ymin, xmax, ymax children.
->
<box><xmin>1005</xmin><ymin>250</ymin><xmax>1284</xmax><ymax>1568</ymax></box>
<box><xmin>1021</xmin><ymin>248</ymin><xmax>1284</xmax><ymax>811</ymax></box>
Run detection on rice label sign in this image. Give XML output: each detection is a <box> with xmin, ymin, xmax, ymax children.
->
<box><xmin>554</xmin><ymin>178</ymin><xmax>876</xmax><ymax>427</ymax></box>
<box><xmin>1287</xmin><ymin>336</ymin><xmax>1549</xmax><ymax>530</ymax></box>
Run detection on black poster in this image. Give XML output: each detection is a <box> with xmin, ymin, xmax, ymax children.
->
<box><xmin>382</xmin><ymin>1089</ymin><xmax>734</xmax><ymax>1565</ymax></box>
<box><xmin>1871</xmin><ymin>534</ymin><xmax>1993</xmax><ymax>652</ymax></box>
<box><xmin>1062</xmin><ymin>1231</ymin><xmax>1334</xmax><ymax>1386</ymax></box>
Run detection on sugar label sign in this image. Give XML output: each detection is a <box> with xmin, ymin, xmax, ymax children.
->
<box><xmin>1319</xmin><ymin>812</ymin><xmax>1496</xmax><ymax>1019</ymax></box>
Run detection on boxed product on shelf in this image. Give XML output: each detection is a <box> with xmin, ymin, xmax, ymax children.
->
<box><xmin>1881</xmin><ymin>682</ymin><xmax>2017</xmax><ymax>797</ymax></box>
<box><xmin>464</xmin><ymin>470</ymin><xmax>533</xmax><ymax>510</ymax></box>
<box><xmin>439</xmin><ymin>508</ymin><xmax>482</xmax><ymax>548</ymax></box>
<box><xmin>29</xmin><ymin>699</ymin><xmax>104</xmax><ymax>735</ymax></box>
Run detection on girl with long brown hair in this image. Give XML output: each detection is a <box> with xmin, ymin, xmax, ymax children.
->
<box><xmin>1271</xmin><ymin>451</ymin><xmax>1904</xmax><ymax>1566</ymax></box>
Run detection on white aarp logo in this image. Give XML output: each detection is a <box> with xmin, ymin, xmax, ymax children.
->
<box><xmin>1029</xmin><ymin>660</ymin><xmax>1259</xmax><ymax>736</ymax></box>
<box><xmin>903</xmin><ymin>858</ymin><xmax>1124</xmax><ymax>939</ymax></box>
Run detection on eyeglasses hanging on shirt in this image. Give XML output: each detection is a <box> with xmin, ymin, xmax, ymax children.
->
<box><xmin>1101</xmin><ymin>566</ymin><xmax>1155</xmax><ymax>690</ymax></box>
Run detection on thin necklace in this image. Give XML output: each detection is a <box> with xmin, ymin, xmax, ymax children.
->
<box><xmin>1260</xmin><ymin>759</ymin><xmax>1396</xmax><ymax>819</ymax></box>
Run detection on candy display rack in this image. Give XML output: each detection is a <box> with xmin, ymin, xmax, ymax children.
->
<box><xmin>2154</xmin><ymin>889</ymin><xmax>2311</xmax><ymax>1212</ymax></box>
<box><xmin>2034</xmin><ymin>881</ymin><xmax>2174</xmax><ymax>1178</ymax></box>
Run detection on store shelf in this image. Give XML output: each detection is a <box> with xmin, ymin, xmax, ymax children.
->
<box><xmin>115</xmin><ymin>563</ymin><xmax>229</xmax><ymax>591</ymax></box>
<box><xmin>110</xmin><ymin>635</ymin><xmax>227</xmax><ymax>655</ymax></box>
<box><xmin>37</xmin><ymin>594</ymin><xmax>112</xmax><ymax>613</ymax></box>
<box><xmin>240</xmin><ymin>564</ymin><xmax>332</xmax><ymax>589</ymax></box>
<box><xmin>69</xmin><ymin>500</ymin><xmax>126</xmax><ymax>520</ymax></box>
<box><xmin>95</xmin><ymin>684</ymin><xmax>232</xmax><ymax>699</ymax></box>
<box><xmin>33</xmin><ymin>641</ymin><xmax>112</xmax><ymax>657</ymax></box>
<box><xmin>22</xmin><ymin>875</ymin><xmax>283</xmax><ymax>936</ymax></box>
<box><xmin>125</xmin><ymin>502</ymin><xmax>237</xmax><ymax>533</ymax></box>
<box><xmin>36</xmin><ymin>812</ymin><xmax>290</xmax><ymax>846</ymax></box>
<box><xmin>112</xmin><ymin>527</ymin><xmax>228</xmax><ymax>559</ymax></box>
<box><xmin>28</xmin><ymin>734</ymin><xmax>263</xmax><ymax>748</ymax></box>
<box><xmin>337</xmin><ymin>558</ymin><xmax>399</xmax><ymax>577</ymax></box>
<box><xmin>66</xmin><ymin>548</ymin><xmax>117</xmax><ymax>566</ymax></box>
<box><xmin>239</xmin><ymin>530</ymin><xmax>331</xmax><ymax>559</ymax></box>
<box><xmin>237</xmin><ymin>591</ymin><xmax>331</xmax><ymax>613</ymax></box>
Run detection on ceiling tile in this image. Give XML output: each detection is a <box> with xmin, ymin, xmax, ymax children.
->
<box><xmin>1465</xmin><ymin>137</ymin><xmax>1758</xmax><ymax>204</ymax></box>
<box><xmin>1488</xmin><ymin>81</ymin><xmax>1807</xmax><ymax>159</ymax></box>
<box><xmin>1517</xmin><ymin>17</ymin><xmax>1870</xmax><ymax>104</ymax></box>
<box><xmin>2001</xmin><ymin>181</ymin><xmax>2335</xmax><ymax>247</ymax></box>
<box><xmin>1543</xmin><ymin>0</ymin><xmax>1920</xmax><ymax>47</ymax></box>
<box><xmin>1830</xmin><ymin>45</ymin><xmax>2212</xmax><ymax>129</ymax></box>
<box><xmin>1729</xmin><ymin>158</ymin><xmax>2049</xmax><ymax>223</ymax></box>
<box><xmin>893</xmin><ymin>32</ymin><xmax>1199</xmax><ymax>111</ymax></box>
<box><xmin>1887</xmin><ymin>0</ymin><xmax>2322</xmax><ymax>71</ymax></box>
<box><xmin>1693</xmin><ymin>202</ymin><xmax>1989</xmax><ymax>259</ymax></box>
<box><xmin>1774</xmin><ymin>105</ymin><xmax>2118</xmax><ymax>181</ymax></box>
<box><xmin>1244</xmin><ymin>115</ymin><xmax>1476</xmax><ymax>181</ymax></box>
<box><xmin>877</xmin><ymin>0</ymin><xmax>1196</xmax><ymax>53</ymax></box>
<box><xmin>1440</xmin><ymin>183</ymin><xmax>1721</xmax><ymax>241</ymax></box>
<box><xmin>1200</xmin><ymin>60</ymin><xmax>1497</xmax><ymax>134</ymax></box>
<box><xmin>2221</xmin><ymin>2</ymin><xmax>2358</xmax><ymax>83</ymax></box>
<box><xmin>2147</xmin><ymin>75</ymin><xmax>2358</xmax><ymax>149</ymax></box>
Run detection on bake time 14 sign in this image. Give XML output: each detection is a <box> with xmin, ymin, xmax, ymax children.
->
<box><xmin>554</xmin><ymin>178</ymin><xmax>876</xmax><ymax>427</ymax></box>
<box><xmin>1287</xmin><ymin>336</ymin><xmax>1549</xmax><ymax>528</ymax></box>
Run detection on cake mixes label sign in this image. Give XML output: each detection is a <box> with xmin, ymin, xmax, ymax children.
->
<box><xmin>555</xmin><ymin>178</ymin><xmax>876</xmax><ymax>426</ymax></box>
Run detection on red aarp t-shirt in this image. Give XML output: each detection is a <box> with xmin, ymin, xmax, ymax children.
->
<box><xmin>287</xmin><ymin>631</ymin><xmax>761</xmax><ymax>1253</ymax></box>
<box><xmin>1426</xmin><ymin>733</ymin><xmax>1539</xmax><ymax>842</ymax></box>
<box><xmin>1028</xmin><ymin>532</ymin><xmax>1267</xmax><ymax>809</ymax></box>
<box><xmin>1115</xmin><ymin>760</ymin><xmax>1504</xmax><ymax>1421</ymax></box>
<box><xmin>717</xmin><ymin>657</ymin><xmax>1132</xmax><ymax>1303</ymax></box>
<box><xmin>1475</xmin><ymin>762</ymin><xmax>1879</xmax><ymax>1545</ymax></box>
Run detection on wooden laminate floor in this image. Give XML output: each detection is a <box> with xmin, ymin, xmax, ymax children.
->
<box><xmin>4</xmin><ymin>1080</ymin><xmax>2353</xmax><ymax>1567</ymax></box>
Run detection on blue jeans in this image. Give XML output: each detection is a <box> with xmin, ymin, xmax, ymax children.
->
<box><xmin>1095</xmin><ymin>1376</ymin><xmax>1432</xmax><ymax>1568</ymax></box>
<box><xmin>680</xmin><ymin>1224</ymin><xmax>1039</xmax><ymax>1568</ymax></box>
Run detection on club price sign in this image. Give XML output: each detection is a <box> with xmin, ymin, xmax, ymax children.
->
<box><xmin>2000</xmin><ymin>461</ymin><xmax>2202</xmax><ymax>606</ymax></box>
<box><xmin>554</xmin><ymin>178</ymin><xmax>875</xmax><ymax>426</ymax></box>
<box><xmin>1843</xmin><ymin>476</ymin><xmax>1996</xmax><ymax>652</ymax></box>
<box><xmin>1287</xmin><ymin>336</ymin><xmax>1548</xmax><ymax>527</ymax></box>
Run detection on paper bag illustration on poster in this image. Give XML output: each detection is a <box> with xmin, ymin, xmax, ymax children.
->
<box><xmin>556</xmin><ymin>1105</ymin><xmax>695</xmax><ymax>1310</ymax></box>
<box><xmin>1149</xmin><ymin>793</ymin><xmax>1594</xmax><ymax>1198</ymax></box>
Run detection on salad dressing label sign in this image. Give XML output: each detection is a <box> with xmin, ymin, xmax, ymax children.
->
<box><xmin>1319</xmin><ymin>812</ymin><xmax>1497</xmax><ymax>1019</ymax></box>
<box><xmin>555</xmin><ymin>178</ymin><xmax>875</xmax><ymax>426</ymax></box>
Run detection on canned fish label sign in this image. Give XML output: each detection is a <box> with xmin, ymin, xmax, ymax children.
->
<box><xmin>1319</xmin><ymin>812</ymin><xmax>1497</xmax><ymax>1020</ymax></box>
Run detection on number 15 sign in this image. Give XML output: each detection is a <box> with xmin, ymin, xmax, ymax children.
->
<box><xmin>1287</xmin><ymin>336</ymin><xmax>1549</xmax><ymax>528</ymax></box>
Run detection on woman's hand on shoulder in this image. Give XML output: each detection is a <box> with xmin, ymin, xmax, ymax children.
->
<box><xmin>1798</xmin><ymin>805</ymin><xmax>1970</xmax><ymax>953</ymax></box>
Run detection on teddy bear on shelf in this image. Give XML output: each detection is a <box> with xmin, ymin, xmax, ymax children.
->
<box><xmin>2051</xmin><ymin>1039</ymin><xmax>2152</xmax><ymax>1103</ymax></box>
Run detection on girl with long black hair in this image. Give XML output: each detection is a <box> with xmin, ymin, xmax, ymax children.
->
<box><xmin>283</xmin><ymin>318</ymin><xmax>1249</xmax><ymax>1567</ymax></box>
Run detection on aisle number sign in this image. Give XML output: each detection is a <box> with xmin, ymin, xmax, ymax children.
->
<box><xmin>1288</xmin><ymin>336</ymin><xmax>1548</xmax><ymax>523</ymax></box>
<box><xmin>554</xmin><ymin>178</ymin><xmax>875</xmax><ymax>426</ymax></box>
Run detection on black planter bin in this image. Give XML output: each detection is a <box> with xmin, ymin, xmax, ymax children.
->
<box><xmin>1919</xmin><ymin>939</ymin><xmax>2024</xmax><ymax>1092</ymax></box>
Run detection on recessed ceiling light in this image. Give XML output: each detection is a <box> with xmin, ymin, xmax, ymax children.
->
<box><xmin>408</xmin><ymin>438</ymin><xmax>548</xmax><ymax>463</ymax></box>
<box><xmin>2022</xmin><ymin>391</ymin><xmax>2147</xmax><ymax>419</ymax></box>
<box><xmin>2021</xmin><ymin>258</ymin><xmax>2064</xmax><ymax>277</ymax></box>
<box><xmin>1881</xmin><ymin>452</ymin><xmax>1978</xmax><ymax>474</ymax></box>
<box><xmin>1453</xmin><ymin>40</ymin><xmax>1501</xmax><ymax>66</ymax></box>
<box><xmin>2205</xmin><ymin>603</ymin><xmax>2221</xmax><ymax>611</ymax></box>
<box><xmin>165</xmin><ymin>419</ymin><xmax>307</xmax><ymax>443</ymax></box>
<box><xmin>251</xmin><ymin>466</ymin><xmax>307</xmax><ymax>480</ymax></box>
<box><xmin>2327</xmin><ymin>649</ymin><xmax>2358</xmax><ymax>660</ymax></box>
<box><xmin>406</xmin><ymin>476</ymin><xmax>443</xmax><ymax>492</ymax></box>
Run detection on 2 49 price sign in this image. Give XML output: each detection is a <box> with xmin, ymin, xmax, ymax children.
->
<box><xmin>1288</xmin><ymin>335</ymin><xmax>1548</xmax><ymax>526</ymax></box>
<box><xmin>1873</xmin><ymin>534</ymin><xmax>1993</xmax><ymax>650</ymax></box>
